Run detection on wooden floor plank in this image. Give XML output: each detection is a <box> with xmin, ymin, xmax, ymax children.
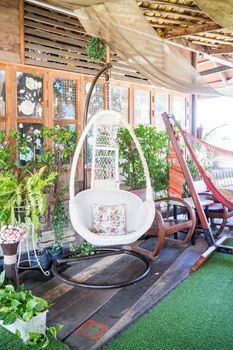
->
<box><xmin>47</xmin><ymin>253</ymin><xmax>145</xmax><ymax>340</ymax></box>
<box><xmin>89</xmin><ymin>239</ymin><xmax>207</xmax><ymax>350</ymax></box>
<box><xmin>64</xmin><ymin>241</ymin><xmax>186</xmax><ymax>350</ymax></box>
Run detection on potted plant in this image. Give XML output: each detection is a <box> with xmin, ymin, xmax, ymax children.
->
<box><xmin>47</xmin><ymin>191</ymin><xmax>67</xmax><ymax>262</ymax></box>
<box><xmin>0</xmin><ymin>271</ymin><xmax>62</xmax><ymax>347</ymax></box>
<box><xmin>0</xmin><ymin>225</ymin><xmax>26</xmax><ymax>288</ymax></box>
<box><xmin>118</xmin><ymin>125</ymin><xmax>170</xmax><ymax>193</ymax></box>
<box><xmin>0</xmin><ymin>167</ymin><xmax>57</xmax><ymax>243</ymax></box>
<box><xmin>29</xmin><ymin>249</ymin><xmax>51</xmax><ymax>270</ymax></box>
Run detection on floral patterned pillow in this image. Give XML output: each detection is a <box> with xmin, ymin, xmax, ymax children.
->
<box><xmin>92</xmin><ymin>204</ymin><xmax>127</xmax><ymax>236</ymax></box>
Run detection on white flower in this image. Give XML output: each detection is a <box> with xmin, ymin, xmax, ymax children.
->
<box><xmin>35</xmin><ymin>138</ymin><xmax>41</xmax><ymax>146</ymax></box>
<box><xmin>25</xmin><ymin>77</ymin><xmax>39</xmax><ymax>90</ymax></box>
<box><xmin>26</xmin><ymin>136</ymin><xmax>32</xmax><ymax>142</ymax></box>
<box><xmin>33</xmin><ymin>129</ymin><xmax>41</xmax><ymax>136</ymax></box>
<box><xmin>37</xmin><ymin>81</ymin><xmax>42</xmax><ymax>89</ymax></box>
<box><xmin>19</xmin><ymin>123</ymin><xmax>24</xmax><ymax>129</ymax></box>
<box><xmin>18</xmin><ymin>100</ymin><xmax>35</xmax><ymax>115</ymax></box>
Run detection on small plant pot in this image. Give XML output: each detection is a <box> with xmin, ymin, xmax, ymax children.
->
<box><xmin>0</xmin><ymin>311</ymin><xmax>47</xmax><ymax>342</ymax></box>
<box><xmin>0</xmin><ymin>257</ymin><xmax>4</xmax><ymax>272</ymax></box>
<box><xmin>47</xmin><ymin>247</ymin><xmax>64</xmax><ymax>263</ymax></box>
<box><xmin>1</xmin><ymin>242</ymin><xmax>19</xmax><ymax>289</ymax></box>
<box><xmin>30</xmin><ymin>250</ymin><xmax>51</xmax><ymax>269</ymax></box>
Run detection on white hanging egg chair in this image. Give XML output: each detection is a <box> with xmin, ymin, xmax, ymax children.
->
<box><xmin>52</xmin><ymin>110</ymin><xmax>155</xmax><ymax>289</ymax></box>
<box><xmin>69</xmin><ymin>110</ymin><xmax>155</xmax><ymax>246</ymax></box>
<box><xmin>52</xmin><ymin>65</ymin><xmax>155</xmax><ymax>289</ymax></box>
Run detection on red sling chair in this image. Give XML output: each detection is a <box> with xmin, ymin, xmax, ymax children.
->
<box><xmin>162</xmin><ymin>112</ymin><xmax>233</xmax><ymax>270</ymax></box>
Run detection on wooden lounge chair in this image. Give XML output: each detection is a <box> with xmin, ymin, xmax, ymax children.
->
<box><xmin>130</xmin><ymin>189</ymin><xmax>196</xmax><ymax>259</ymax></box>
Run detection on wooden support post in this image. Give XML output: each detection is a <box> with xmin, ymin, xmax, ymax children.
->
<box><xmin>191</xmin><ymin>52</ymin><xmax>197</xmax><ymax>136</ymax></box>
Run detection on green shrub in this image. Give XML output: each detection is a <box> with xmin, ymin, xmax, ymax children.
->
<box><xmin>118</xmin><ymin>125</ymin><xmax>170</xmax><ymax>192</ymax></box>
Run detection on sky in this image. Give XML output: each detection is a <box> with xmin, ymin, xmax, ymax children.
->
<box><xmin>197</xmin><ymin>96</ymin><xmax>233</xmax><ymax>151</ymax></box>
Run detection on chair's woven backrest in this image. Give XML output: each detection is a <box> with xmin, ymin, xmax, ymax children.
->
<box><xmin>91</xmin><ymin>113</ymin><xmax>120</xmax><ymax>190</ymax></box>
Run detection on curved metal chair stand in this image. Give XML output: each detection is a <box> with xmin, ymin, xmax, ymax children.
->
<box><xmin>52</xmin><ymin>65</ymin><xmax>155</xmax><ymax>289</ymax></box>
<box><xmin>51</xmin><ymin>248</ymin><xmax>150</xmax><ymax>289</ymax></box>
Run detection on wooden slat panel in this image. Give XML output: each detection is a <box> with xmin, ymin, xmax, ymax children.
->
<box><xmin>25</xmin><ymin>58</ymin><xmax>101</xmax><ymax>76</ymax></box>
<box><xmin>24</xmin><ymin>12</ymin><xmax>84</xmax><ymax>33</ymax></box>
<box><xmin>24</xmin><ymin>1</ymin><xmax>149</xmax><ymax>83</ymax></box>
<box><xmin>25</xmin><ymin>51</ymin><xmax>105</xmax><ymax>70</ymax></box>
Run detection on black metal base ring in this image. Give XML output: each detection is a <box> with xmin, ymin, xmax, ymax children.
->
<box><xmin>52</xmin><ymin>247</ymin><xmax>150</xmax><ymax>289</ymax></box>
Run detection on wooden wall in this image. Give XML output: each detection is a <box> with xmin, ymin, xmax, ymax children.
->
<box><xmin>0</xmin><ymin>0</ymin><xmax>20</xmax><ymax>63</ymax></box>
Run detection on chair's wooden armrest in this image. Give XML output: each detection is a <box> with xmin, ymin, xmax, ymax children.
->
<box><xmin>155</xmin><ymin>196</ymin><xmax>196</xmax><ymax>223</ymax></box>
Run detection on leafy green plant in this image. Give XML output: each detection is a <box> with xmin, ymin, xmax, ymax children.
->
<box><xmin>0</xmin><ymin>271</ymin><xmax>62</xmax><ymax>349</ymax></box>
<box><xmin>51</xmin><ymin>191</ymin><xmax>67</xmax><ymax>250</ymax></box>
<box><xmin>0</xmin><ymin>272</ymin><xmax>48</xmax><ymax>325</ymax></box>
<box><xmin>70</xmin><ymin>241</ymin><xmax>98</xmax><ymax>256</ymax></box>
<box><xmin>1</xmin><ymin>125</ymin><xmax>77</xmax><ymax>242</ymax></box>
<box><xmin>0</xmin><ymin>167</ymin><xmax>57</xmax><ymax>241</ymax></box>
<box><xmin>118</xmin><ymin>125</ymin><xmax>170</xmax><ymax>192</ymax></box>
<box><xmin>0</xmin><ymin>131</ymin><xmax>15</xmax><ymax>173</ymax></box>
<box><xmin>85</xmin><ymin>37</ymin><xmax>106</xmax><ymax>60</ymax></box>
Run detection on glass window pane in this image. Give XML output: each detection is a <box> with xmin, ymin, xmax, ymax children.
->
<box><xmin>110</xmin><ymin>86</ymin><xmax>128</xmax><ymax>121</ymax></box>
<box><xmin>84</xmin><ymin>82</ymin><xmax>104</xmax><ymax>121</ymax></box>
<box><xmin>173</xmin><ymin>95</ymin><xmax>186</xmax><ymax>128</ymax></box>
<box><xmin>18</xmin><ymin>123</ymin><xmax>43</xmax><ymax>165</ymax></box>
<box><xmin>155</xmin><ymin>93</ymin><xmax>169</xmax><ymax>130</ymax></box>
<box><xmin>0</xmin><ymin>70</ymin><xmax>6</xmax><ymax>117</ymax></box>
<box><xmin>53</xmin><ymin>78</ymin><xmax>76</xmax><ymax>119</ymax></box>
<box><xmin>135</xmin><ymin>90</ymin><xmax>150</xmax><ymax>125</ymax></box>
<box><xmin>17</xmin><ymin>72</ymin><xmax>43</xmax><ymax>117</ymax></box>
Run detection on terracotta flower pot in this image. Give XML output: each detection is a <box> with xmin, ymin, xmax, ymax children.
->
<box><xmin>1</xmin><ymin>242</ymin><xmax>19</xmax><ymax>289</ymax></box>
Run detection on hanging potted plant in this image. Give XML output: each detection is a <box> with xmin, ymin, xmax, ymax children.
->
<box><xmin>85</xmin><ymin>37</ymin><xmax>107</xmax><ymax>61</ymax></box>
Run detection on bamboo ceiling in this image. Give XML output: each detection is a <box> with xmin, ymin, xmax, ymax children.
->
<box><xmin>37</xmin><ymin>0</ymin><xmax>233</xmax><ymax>60</ymax></box>
<box><xmin>139</xmin><ymin>0</ymin><xmax>233</xmax><ymax>60</ymax></box>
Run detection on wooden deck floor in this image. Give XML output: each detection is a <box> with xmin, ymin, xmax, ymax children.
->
<box><xmin>19</xmin><ymin>235</ymin><xmax>211</xmax><ymax>350</ymax></box>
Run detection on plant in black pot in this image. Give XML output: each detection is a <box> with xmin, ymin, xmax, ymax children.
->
<box><xmin>29</xmin><ymin>248</ymin><xmax>51</xmax><ymax>270</ymax></box>
<box><xmin>0</xmin><ymin>167</ymin><xmax>57</xmax><ymax>275</ymax></box>
<box><xmin>47</xmin><ymin>191</ymin><xmax>67</xmax><ymax>262</ymax></box>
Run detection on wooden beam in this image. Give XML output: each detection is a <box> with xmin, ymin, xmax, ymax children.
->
<box><xmin>210</xmin><ymin>46</ymin><xmax>233</xmax><ymax>55</ymax></box>
<box><xmin>140</xmin><ymin>1</ymin><xmax>203</xmax><ymax>14</ymax></box>
<box><xmin>200</xmin><ymin>65</ymin><xmax>233</xmax><ymax>76</ymax></box>
<box><xmin>188</xmin><ymin>35</ymin><xmax>233</xmax><ymax>46</ymax></box>
<box><xmin>165</xmin><ymin>23</ymin><xmax>221</xmax><ymax>39</ymax></box>
<box><xmin>141</xmin><ymin>7</ymin><xmax>206</xmax><ymax>22</ymax></box>
<box><xmin>147</xmin><ymin>16</ymin><xmax>194</xmax><ymax>26</ymax></box>
<box><xmin>169</xmin><ymin>37</ymin><xmax>211</xmax><ymax>55</ymax></box>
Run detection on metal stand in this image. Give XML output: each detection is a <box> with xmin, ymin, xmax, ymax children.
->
<box><xmin>52</xmin><ymin>248</ymin><xmax>150</xmax><ymax>289</ymax></box>
<box><xmin>17</xmin><ymin>225</ymin><xmax>50</xmax><ymax>277</ymax></box>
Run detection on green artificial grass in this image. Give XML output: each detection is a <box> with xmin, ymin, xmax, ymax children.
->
<box><xmin>0</xmin><ymin>326</ymin><xmax>70</xmax><ymax>350</ymax></box>
<box><xmin>106</xmin><ymin>245</ymin><xmax>233</xmax><ymax>350</ymax></box>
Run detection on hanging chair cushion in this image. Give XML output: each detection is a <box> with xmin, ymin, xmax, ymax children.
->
<box><xmin>92</xmin><ymin>203</ymin><xmax>127</xmax><ymax>236</ymax></box>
